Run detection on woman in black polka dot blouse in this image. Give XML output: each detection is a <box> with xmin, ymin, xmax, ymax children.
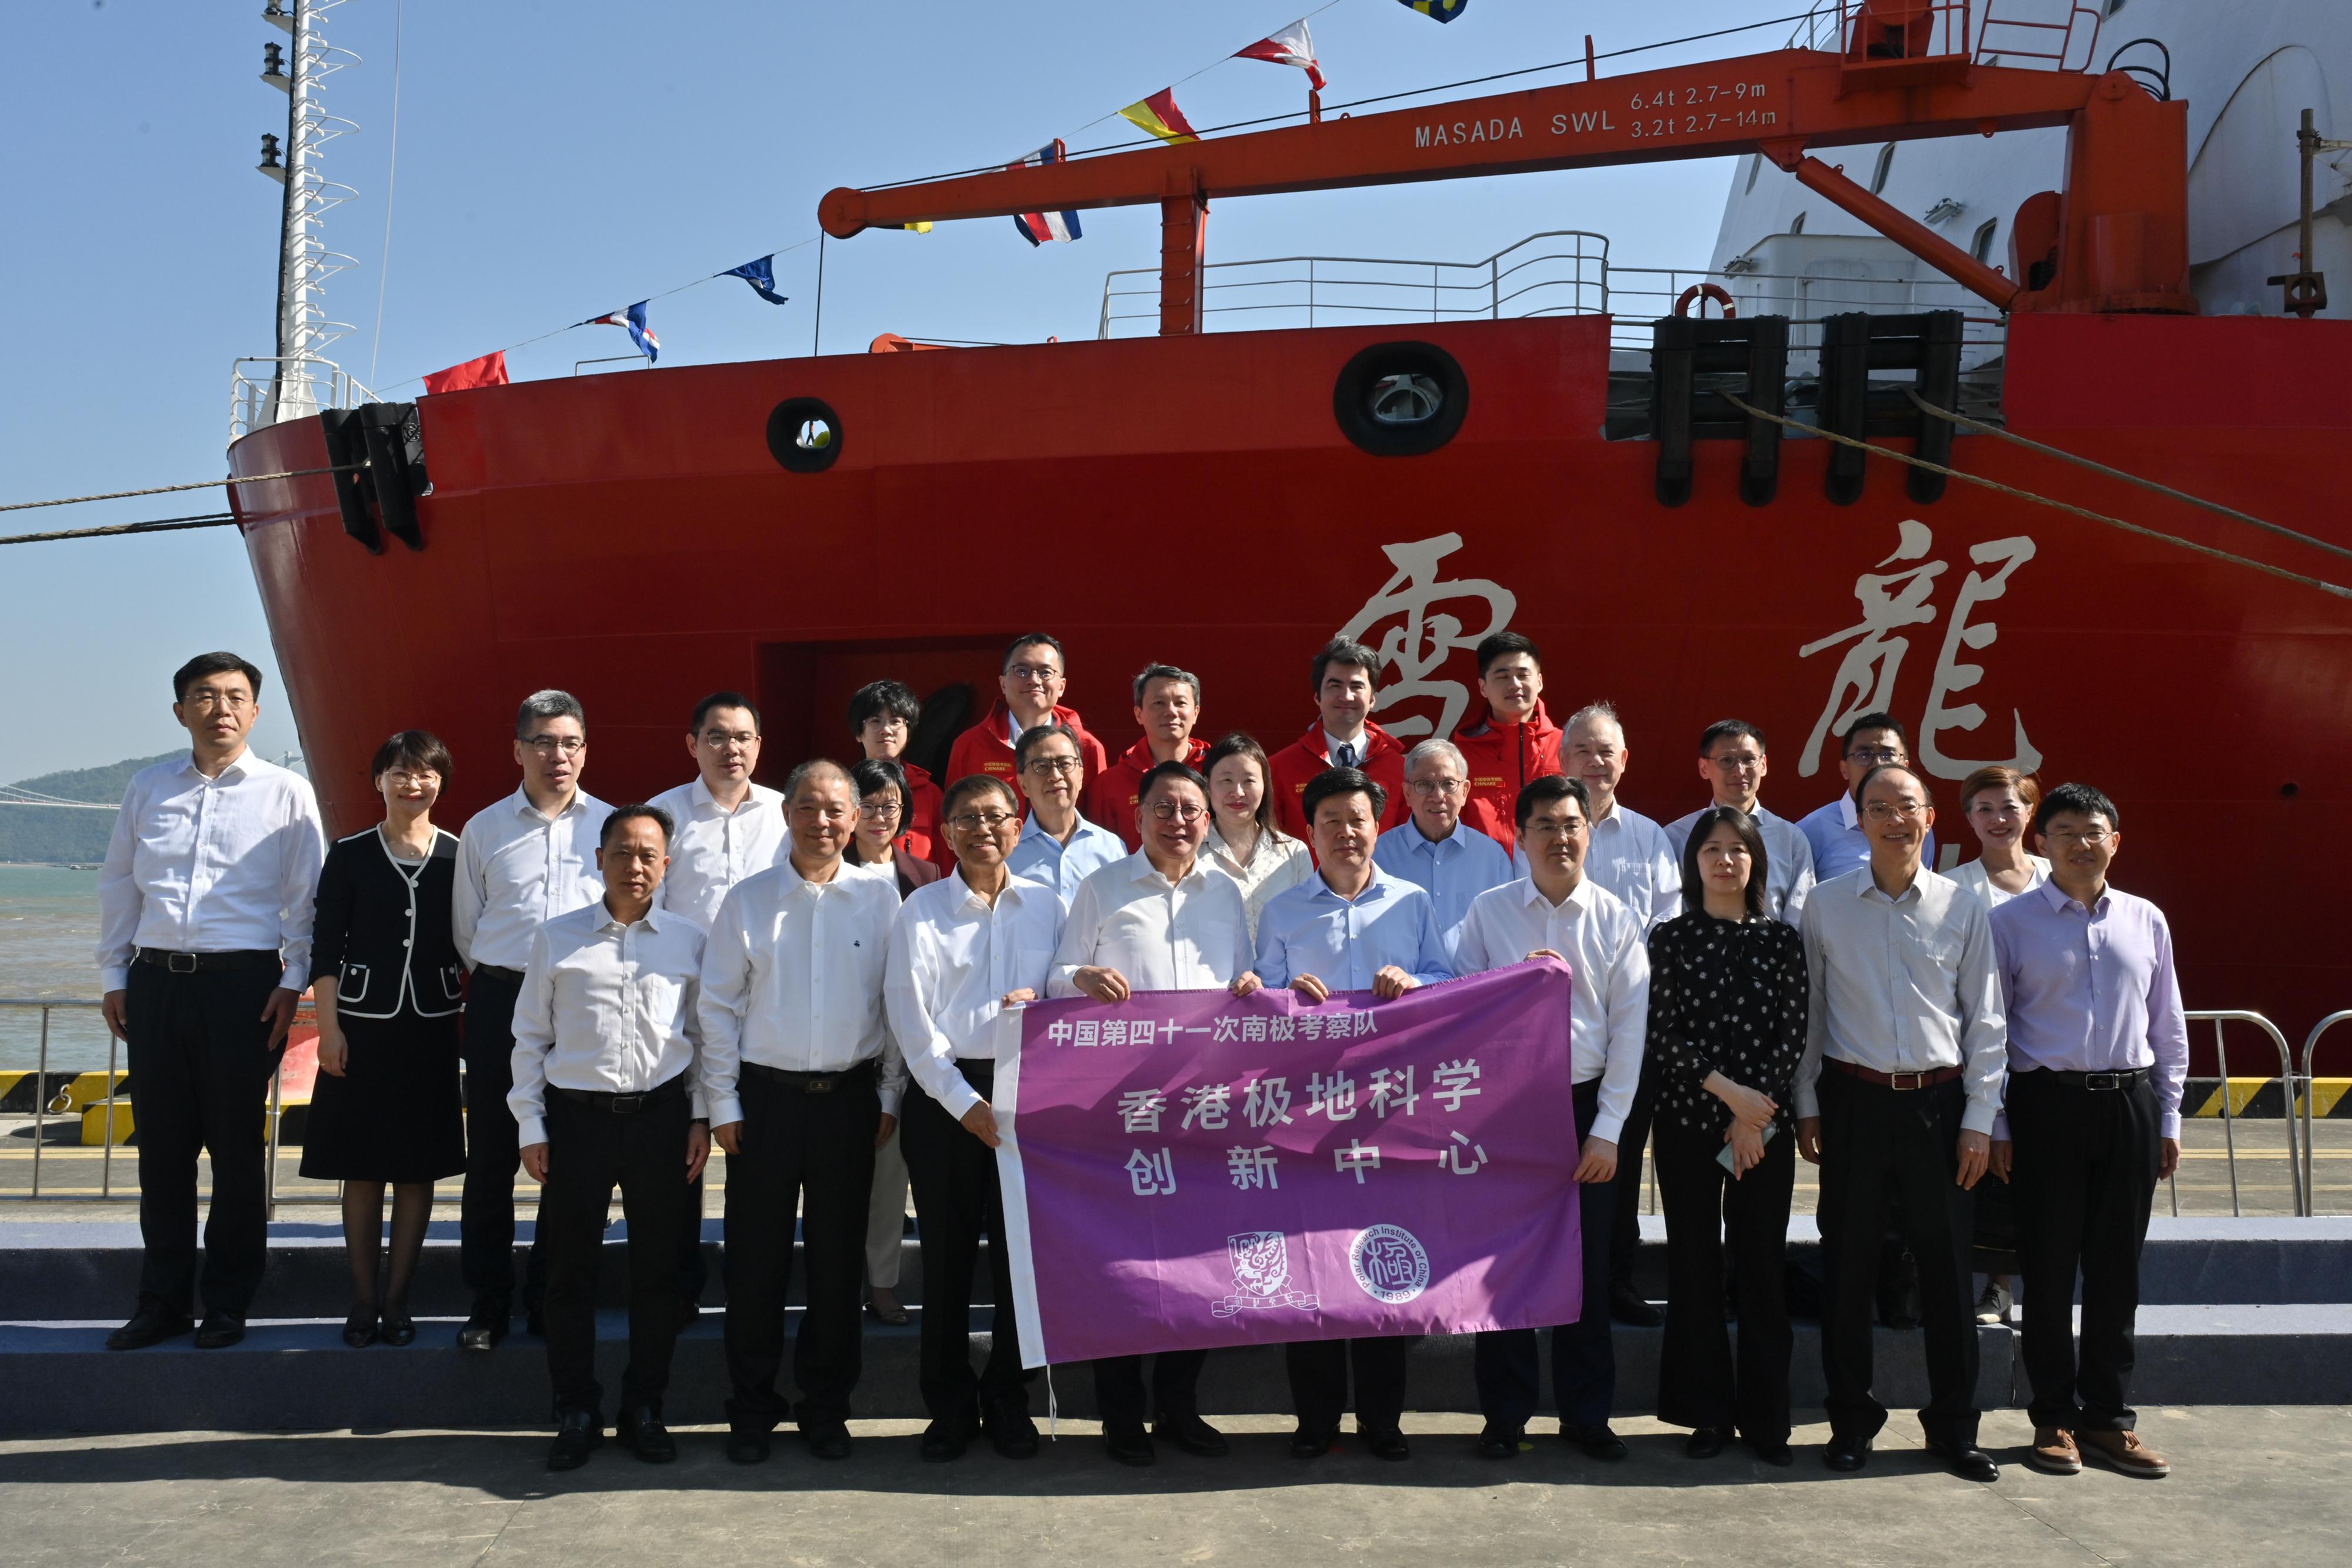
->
<box><xmin>1643</xmin><ymin>805</ymin><xmax>1808</xmax><ymax>1466</ymax></box>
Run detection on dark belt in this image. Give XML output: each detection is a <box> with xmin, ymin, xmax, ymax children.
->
<box><xmin>471</xmin><ymin>963</ymin><xmax>525</xmax><ymax>984</ymax></box>
<box><xmin>1826</xmin><ymin>1058</ymin><xmax>1962</xmax><ymax>1091</ymax></box>
<box><xmin>135</xmin><ymin>947</ymin><xmax>279</xmax><ymax>975</ymax></box>
<box><xmin>744</xmin><ymin>1058</ymin><xmax>876</xmax><ymax>1094</ymax></box>
<box><xmin>2033</xmin><ymin>1066</ymin><xmax>2150</xmax><ymax>1092</ymax></box>
<box><xmin>554</xmin><ymin>1072</ymin><xmax>687</xmax><ymax>1115</ymax></box>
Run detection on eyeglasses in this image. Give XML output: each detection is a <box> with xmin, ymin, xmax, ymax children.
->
<box><xmin>857</xmin><ymin>800</ymin><xmax>903</xmax><ymax>823</ymax></box>
<box><xmin>2044</xmin><ymin>828</ymin><xmax>2113</xmax><ymax>848</ymax></box>
<box><xmin>1863</xmin><ymin>801</ymin><xmax>1926</xmax><ymax>821</ymax></box>
<box><xmin>1845</xmin><ymin>745</ymin><xmax>1904</xmax><ymax>764</ymax></box>
<box><xmin>183</xmin><ymin>690</ymin><xmax>254</xmax><ymax>711</ymax></box>
<box><xmin>1024</xmin><ymin>755</ymin><xmax>1083</xmax><ymax>775</ymax></box>
<box><xmin>382</xmin><ymin>768</ymin><xmax>439</xmax><ymax>785</ymax></box>
<box><xmin>947</xmin><ymin>810</ymin><xmax>1016</xmax><ymax>833</ymax></box>
<box><xmin>1007</xmin><ymin>663</ymin><xmax>1062</xmax><ymax>686</ymax></box>
<box><xmin>1524</xmin><ymin>819</ymin><xmax>1588</xmax><ymax>840</ymax></box>
<box><xmin>1405</xmin><ymin>777</ymin><xmax>1467</xmax><ymax>796</ymax></box>
<box><xmin>697</xmin><ymin>730</ymin><xmax>757</xmax><ymax>748</ymax></box>
<box><xmin>1148</xmin><ymin>801</ymin><xmax>1207</xmax><ymax>823</ymax></box>
<box><xmin>1705</xmin><ymin>753</ymin><xmax>1763</xmax><ymax>772</ymax></box>
<box><xmin>526</xmin><ymin>737</ymin><xmax>585</xmax><ymax>756</ymax></box>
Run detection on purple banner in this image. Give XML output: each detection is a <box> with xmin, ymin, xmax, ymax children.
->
<box><xmin>995</xmin><ymin>959</ymin><xmax>1581</xmax><ymax>1368</ymax></box>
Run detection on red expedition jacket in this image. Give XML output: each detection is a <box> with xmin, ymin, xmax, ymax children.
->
<box><xmin>1268</xmin><ymin>720</ymin><xmax>1409</xmax><ymax>845</ymax></box>
<box><xmin>1097</xmin><ymin>735</ymin><xmax>1211</xmax><ymax>851</ymax></box>
<box><xmin>941</xmin><ymin>698</ymin><xmax>1110</xmax><ymax>826</ymax></box>
<box><xmin>1452</xmin><ymin>699</ymin><xmax>1563</xmax><ymax>857</ymax></box>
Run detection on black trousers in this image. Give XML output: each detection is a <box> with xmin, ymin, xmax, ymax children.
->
<box><xmin>1608</xmin><ymin>1055</ymin><xmax>1658</xmax><ymax>1292</ymax></box>
<box><xmin>722</xmin><ymin>1067</ymin><xmax>880</xmax><ymax>1432</ymax></box>
<box><xmin>539</xmin><ymin>1075</ymin><xmax>691</xmax><ymax>1417</ymax></box>
<box><xmin>902</xmin><ymin>1062</ymin><xmax>1034</xmax><ymax>1423</ymax></box>
<box><xmin>2009</xmin><ymin>1069</ymin><xmax>2162</xmax><ymax>1432</ymax></box>
<box><xmin>1286</xmin><ymin>1337</ymin><xmax>1411</xmax><ymax>1434</ymax></box>
<box><xmin>1095</xmin><ymin>1349</ymin><xmax>1210</xmax><ymax>1429</ymax></box>
<box><xmin>679</xmin><ymin>1172</ymin><xmax>710</xmax><ymax>1303</ymax></box>
<box><xmin>1655</xmin><ymin>1113</ymin><xmax>1796</xmax><ymax>1440</ymax></box>
<box><xmin>1475</xmin><ymin>1075</ymin><xmax>1615</xmax><ymax>1430</ymax></box>
<box><xmin>459</xmin><ymin>965</ymin><xmax>546</xmax><ymax>1308</ymax></box>
<box><xmin>124</xmin><ymin>960</ymin><xmax>282</xmax><ymax>1318</ymax></box>
<box><xmin>1816</xmin><ymin>1069</ymin><xmax>1980</xmax><ymax>1447</ymax></box>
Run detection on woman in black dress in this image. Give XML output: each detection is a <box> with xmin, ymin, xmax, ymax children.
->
<box><xmin>1645</xmin><ymin>805</ymin><xmax>1808</xmax><ymax>1463</ymax></box>
<box><xmin>302</xmin><ymin>731</ymin><xmax>467</xmax><ymax>1346</ymax></box>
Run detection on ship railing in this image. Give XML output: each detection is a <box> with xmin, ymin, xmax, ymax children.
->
<box><xmin>1097</xmin><ymin>230</ymin><xmax>1610</xmax><ymax>340</ymax></box>
<box><xmin>229</xmin><ymin>355</ymin><xmax>377</xmax><ymax>443</ymax></box>
<box><xmin>1789</xmin><ymin>2</ymin><xmax>2102</xmax><ymax>74</ymax></box>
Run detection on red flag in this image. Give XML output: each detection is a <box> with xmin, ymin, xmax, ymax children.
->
<box><xmin>1236</xmin><ymin>19</ymin><xmax>1326</xmax><ymax>91</ymax></box>
<box><xmin>423</xmin><ymin>351</ymin><xmax>509</xmax><ymax>394</ymax></box>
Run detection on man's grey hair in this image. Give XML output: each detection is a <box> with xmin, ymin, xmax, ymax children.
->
<box><xmin>515</xmin><ymin>689</ymin><xmax>585</xmax><ymax>739</ymax></box>
<box><xmin>1565</xmin><ymin>701</ymin><xmax>1624</xmax><ymax>740</ymax></box>
<box><xmin>784</xmin><ymin>758</ymin><xmax>855</xmax><ymax>803</ymax></box>
<box><xmin>1404</xmin><ymin>738</ymin><xmax>1467</xmax><ymax>776</ymax></box>
<box><xmin>1132</xmin><ymin>663</ymin><xmax>1202</xmax><ymax>707</ymax></box>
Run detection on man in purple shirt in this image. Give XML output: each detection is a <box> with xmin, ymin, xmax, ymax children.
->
<box><xmin>1989</xmin><ymin>782</ymin><xmax>2186</xmax><ymax>1483</ymax></box>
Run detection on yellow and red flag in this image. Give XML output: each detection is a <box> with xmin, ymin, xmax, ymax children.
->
<box><xmin>1119</xmin><ymin>87</ymin><xmax>1200</xmax><ymax>145</ymax></box>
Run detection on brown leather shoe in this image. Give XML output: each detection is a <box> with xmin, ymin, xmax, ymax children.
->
<box><xmin>2026</xmin><ymin>1426</ymin><xmax>2081</xmax><ymax>1475</ymax></box>
<box><xmin>2079</xmin><ymin>1428</ymin><xmax>2170</xmax><ymax>1478</ymax></box>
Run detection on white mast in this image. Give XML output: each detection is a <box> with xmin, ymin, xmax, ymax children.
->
<box><xmin>259</xmin><ymin>0</ymin><xmax>362</xmax><ymax>427</ymax></box>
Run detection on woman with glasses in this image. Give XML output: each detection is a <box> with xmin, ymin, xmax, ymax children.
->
<box><xmin>1198</xmin><ymin>731</ymin><xmax>1313</xmax><ymax>944</ymax></box>
<box><xmin>1644</xmin><ymin>805</ymin><xmax>1807</xmax><ymax>1464</ymax></box>
<box><xmin>302</xmin><ymin>730</ymin><xmax>468</xmax><ymax>1348</ymax></box>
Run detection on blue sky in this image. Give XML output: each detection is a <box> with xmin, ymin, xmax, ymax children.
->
<box><xmin>1</xmin><ymin>0</ymin><xmax>1769</xmax><ymax>781</ymax></box>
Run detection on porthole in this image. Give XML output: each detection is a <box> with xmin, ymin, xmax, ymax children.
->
<box><xmin>766</xmin><ymin>396</ymin><xmax>844</xmax><ymax>473</ymax></box>
<box><xmin>1332</xmin><ymin>342</ymin><xmax>1469</xmax><ymax>457</ymax></box>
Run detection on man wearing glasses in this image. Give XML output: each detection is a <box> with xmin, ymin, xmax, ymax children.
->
<box><xmin>1990</xmin><ymin>784</ymin><xmax>2186</xmax><ymax>1481</ymax></box>
<box><xmin>944</xmin><ymin>633</ymin><xmax>1109</xmax><ymax>820</ymax></box>
<box><xmin>1372</xmin><ymin>738</ymin><xmax>1514</xmax><ymax>971</ymax></box>
<box><xmin>451</xmin><ymin>690</ymin><xmax>612</xmax><ymax>1351</ymax></box>
<box><xmin>1051</xmin><ymin>760</ymin><xmax>1262</xmax><ymax>1466</ymax></box>
<box><xmin>97</xmin><ymin>652</ymin><xmax>325</xmax><ymax>1353</ymax></box>
<box><xmin>1665</xmin><ymin>720</ymin><xmax>1815</xmax><ymax>927</ymax></box>
<box><xmin>1004</xmin><ymin>723</ymin><xmax>1125</xmax><ymax>907</ymax></box>
<box><xmin>1097</xmin><ymin>663</ymin><xmax>1210</xmax><ymax>850</ymax></box>
<box><xmin>1794</xmin><ymin>762</ymin><xmax>2008</xmax><ymax>1483</ymax></box>
<box><xmin>1796</xmin><ymin>712</ymin><xmax>1938</xmax><ymax>882</ymax></box>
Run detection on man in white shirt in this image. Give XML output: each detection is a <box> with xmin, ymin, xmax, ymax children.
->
<box><xmin>1795</xmin><ymin>762</ymin><xmax>2008</xmax><ymax>1483</ymax></box>
<box><xmin>1562</xmin><ymin>702</ymin><xmax>1682</xmax><ymax>1329</ymax></box>
<box><xmin>96</xmin><ymin>652</ymin><xmax>326</xmax><ymax>1352</ymax></box>
<box><xmin>1795</xmin><ymin>712</ymin><xmax>1937</xmax><ymax>883</ymax></box>
<box><xmin>510</xmin><ymin>804</ymin><xmax>710</xmax><ymax>1471</ymax></box>
<box><xmin>1456</xmin><ymin>774</ymin><xmax>1649</xmax><ymax>1463</ymax></box>
<box><xmin>699</xmin><ymin>760</ymin><xmax>904</xmax><ymax>1466</ymax></box>
<box><xmin>1371</xmin><ymin>738</ymin><xmax>1514</xmax><ymax>971</ymax></box>
<box><xmin>886</xmin><ymin>774</ymin><xmax>1064</xmax><ymax>1463</ymax></box>
<box><xmin>1664</xmin><ymin>719</ymin><xmax>1815</xmax><ymax>927</ymax></box>
<box><xmin>1004</xmin><ymin>723</ymin><xmax>1125</xmax><ymax>906</ymax></box>
<box><xmin>648</xmin><ymin>691</ymin><xmax>785</xmax><ymax>1324</ymax></box>
<box><xmin>451</xmin><ymin>690</ymin><xmax>613</xmax><ymax>1351</ymax></box>
<box><xmin>1051</xmin><ymin>761</ymin><xmax>1262</xmax><ymax>1467</ymax></box>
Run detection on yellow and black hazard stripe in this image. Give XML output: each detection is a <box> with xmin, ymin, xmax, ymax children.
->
<box><xmin>2183</xmin><ymin>1077</ymin><xmax>2352</xmax><ymax>1119</ymax></box>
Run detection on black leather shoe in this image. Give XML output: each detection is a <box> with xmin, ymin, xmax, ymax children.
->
<box><xmin>457</xmin><ymin>1298</ymin><xmax>509</xmax><ymax>1352</ymax></box>
<box><xmin>920</xmin><ymin>1417</ymin><xmax>976</xmax><ymax>1462</ymax></box>
<box><xmin>616</xmin><ymin>1405</ymin><xmax>676</xmax><ymax>1463</ymax></box>
<box><xmin>1103</xmin><ymin>1420</ymin><xmax>1156</xmax><ymax>1466</ymax></box>
<box><xmin>1824</xmin><ymin>1434</ymin><xmax>1872</xmax><ymax>1472</ymax></box>
<box><xmin>1366</xmin><ymin>1429</ymin><xmax>1411</xmax><ymax>1462</ymax></box>
<box><xmin>1290</xmin><ymin>1425</ymin><xmax>1337</xmax><ymax>1459</ymax></box>
<box><xmin>1477</xmin><ymin>1424</ymin><xmax>1524</xmax><ymax>1459</ymax></box>
<box><xmin>1154</xmin><ymin>1409</ymin><xmax>1229</xmax><ymax>1457</ymax></box>
<box><xmin>1687</xmin><ymin>1427</ymin><xmax>1726</xmax><ymax>1459</ymax></box>
<box><xmin>1563</xmin><ymin>1423</ymin><xmax>1629</xmax><ymax>1462</ymax></box>
<box><xmin>106</xmin><ymin>1303</ymin><xmax>192</xmax><ymax>1352</ymax></box>
<box><xmin>342</xmin><ymin>1313</ymin><xmax>378</xmax><ymax>1349</ymax></box>
<box><xmin>547</xmin><ymin>1410</ymin><xmax>603</xmax><ymax>1471</ymax></box>
<box><xmin>1748</xmin><ymin>1435</ymin><xmax>1795</xmax><ymax>1467</ymax></box>
<box><xmin>726</xmin><ymin>1430</ymin><xmax>771</xmax><ymax>1465</ymax></box>
<box><xmin>676</xmin><ymin>1298</ymin><xmax>701</xmax><ymax>1332</ymax></box>
<box><xmin>803</xmin><ymin>1419</ymin><xmax>853</xmax><ymax>1460</ymax></box>
<box><xmin>193</xmin><ymin>1312</ymin><xmax>246</xmax><ymax>1349</ymax></box>
<box><xmin>987</xmin><ymin>1409</ymin><xmax>1040</xmax><ymax>1459</ymax></box>
<box><xmin>1926</xmin><ymin>1439</ymin><xmax>2000</xmax><ymax>1483</ymax></box>
<box><xmin>379</xmin><ymin>1316</ymin><xmax>416</xmax><ymax>1348</ymax></box>
<box><xmin>1608</xmin><ymin>1284</ymin><xmax>1664</xmax><ymax>1328</ymax></box>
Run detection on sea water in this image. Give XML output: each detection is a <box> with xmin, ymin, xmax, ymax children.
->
<box><xmin>0</xmin><ymin>866</ymin><xmax>115</xmax><ymax>1072</ymax></box>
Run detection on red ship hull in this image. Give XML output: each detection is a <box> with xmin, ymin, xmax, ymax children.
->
<box><xmin>228</xmin><ymin>312</ymin><xmax>2352</xmax><ymax>1045</ymax></box>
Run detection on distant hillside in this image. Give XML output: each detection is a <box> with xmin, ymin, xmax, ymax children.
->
<box><xmin>0</xmin><ymin>752</ymin><xmax>181</xmax><ymax>865</ymax></box>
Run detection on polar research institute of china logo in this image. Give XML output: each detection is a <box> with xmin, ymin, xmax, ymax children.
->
<box><xmin>1349</xmin><ymin>1224</ymin><xmax>1431</xmax><ymax>1305</ymax></box>
<box><xmin>1212</xmin><ymin>1231</ymin><xmax>1319</xmax><ymax>1318</ymax></box>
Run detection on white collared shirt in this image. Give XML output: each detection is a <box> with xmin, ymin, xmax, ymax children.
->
<box><xmin>1795</xmin><ymin>866</ymin><xmax>2009</xmax><ymax>1134</ymax></box>
<box><xmin>648</xmin><ymin>778</ymin><xmax>787</xmax><ymax>928</ymax></box>
<box><xmin>1048</xmin><ymin>850</ymin><xmax>1254</xmax><ymax>995</ymax></box>
<box><xmin>886</xmin><ymin>869</ymin><xmax>1065</xmax><ymax>1119</ymax></box>
<box><xmin>1664</xmin><ymin>803</ymin><xmax>1815</xmax><ymax>928</ymax></box>
<box><xmin>96</xmin><ymin>750</ymin><xmax>326</xmax><ymax>991</ymax></box>
<box><xmin>1199</xmin><ymin>825</ymin><xmax>1314</xmax><ymax>945</ymax></box>
<box><xmin>452</xmin><ymin>786</ymin><xmax>613</xmax><ymax>971</ymax></box>
<box><xmin>507</xmin><ymin>900</ymin><xmax>707</xmax><ymax>1148</ymax></box>
<box><xmin>1948</xmin><ymin>854</ymin><xmax>2052</xmax><ymax>912</ymax></box>
<box><xmin>698</xmin><ymin>857</ymin><xmax>906</xmax><ymax>1126</ymax></box>
<box><xmin>1457</xmin><ymin>876</ymin><xmax>1649</xmax><ymax>1144</ymax></box>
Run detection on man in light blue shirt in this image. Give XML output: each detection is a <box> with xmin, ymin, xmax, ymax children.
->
<box><xmin>1002</xmin><ymin>723</ymin><xmax>1124</xmax><ymax>906</ymax></box>
<box><xmin>1254</xmin><ymin>765</ymin><xmax>1452</xmax><ymax>1464</ymax></box>
<box><xmin>1372</xmin><ymin>738</ymin><xmax>1514</xmax><ymax>969</ymax></box>
<box><xmin>1796</xmin><ymin>713</ymin><xmax>1936</xmax><ymax>882</ymax></box>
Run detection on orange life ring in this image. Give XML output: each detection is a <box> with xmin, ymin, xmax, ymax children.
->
<box><xmin>1674</xmin><ymin>283</ymin><xmax>1737</xmax><ymax>319</ymax></box>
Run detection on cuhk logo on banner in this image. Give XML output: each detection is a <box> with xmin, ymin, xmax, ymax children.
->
<box><xmin>1350</xmin><ymin>1224</ymin><xmax>1430</xmax><ymax>1303</ymax></box>
<box><xmin>1212</xmin><ymin>1231</ymin><xmax>1319</xmax><ymax>1318</ymax></box>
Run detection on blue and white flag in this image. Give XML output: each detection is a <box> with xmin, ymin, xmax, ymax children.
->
<box><xmin>726</xmin><ymin>255</ymin><xmax>789</xmax><ymax>305</ymax></box>
<box><xmin>1010</xmin><ymin>142</ymin><xmax>1083</xmax><ymax>247</ymax></box>
<box><xmin>584</xmin><ymin>301</ymin><xmax>660</xmax><ymax>362</ymax></box>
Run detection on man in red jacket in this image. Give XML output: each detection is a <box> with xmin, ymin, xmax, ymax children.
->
<box><xmin>943</xmin><ymin>633</ymin><xmax>1109</xmax><ymax>818</ymax></box>
<box><xmin>850</xmin><ymin>680</ymin><xmax>946</xmax><ymax>867</ymax></box>
<box><xmin>1452</xmin><ymin>631</ymin><xmax>1562</xmax><ymax>857</ymax></box>
<box><xmin>1097</xmin><ymin>664</ymin><xmax>1210</xmax><ymax>850</ymax></box>
<box><xmin>1269</xmin><ymin>637</ymin><xmax>1409</xmax><ymax>844</ymax></box>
